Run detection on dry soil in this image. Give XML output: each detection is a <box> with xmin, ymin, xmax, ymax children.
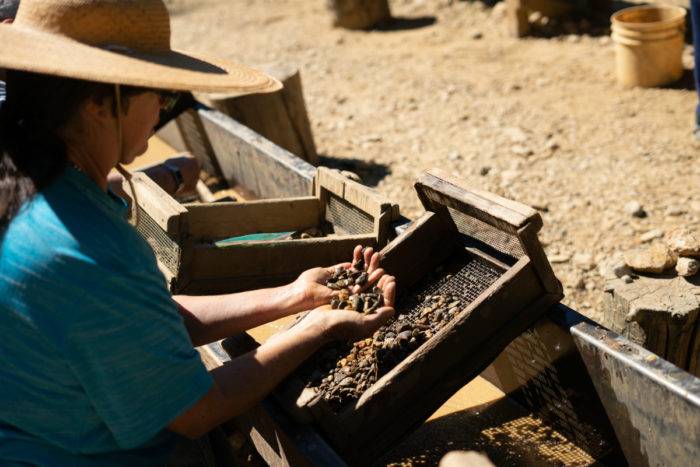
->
<box><xmin>166</xmin><ymin>0</ymin><xmax>700</xmax><ymax>321</ymax></box>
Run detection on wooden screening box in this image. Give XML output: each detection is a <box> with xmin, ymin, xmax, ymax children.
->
<box><xmin>265</xmin><ymin>169</ymin><xmax>563</xmax><ymax>465</ymax></box>
<box><xmin>159</xmin><ymin>105</ymin><xmax>316</xmax><ymax>200</ymax></box>
<box><xmin>131</xmin><ymin>167</ymin><xmax>398</xmax><ymax>295</ymax></box>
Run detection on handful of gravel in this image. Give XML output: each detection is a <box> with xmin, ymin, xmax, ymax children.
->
<box><xmin>326</xmin><ymin>259</ymin><xmax>383</xmax><ymax>314</ymax></box>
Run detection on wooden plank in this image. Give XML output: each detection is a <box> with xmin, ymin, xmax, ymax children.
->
<box><xmin>184</xmin><ymin>197</ymin><xmax>321</xmax><ymax>240</ymax></box>
<box><xmin>415</xmin><ymin>171</ymin><xmax>540</xmax><ymax>234</ymax></box>
<box><xmin>189</xmin><ymin>235</ymin><xmax>377</xmax><ymax>280</ymax></box>
<box><xmin>315</xmin><ymin>167</ymin><xmax>345</xmax><ymax>199</ymax></box>
<box><xmin>517</xmin><ymin>222</ymin><xmax>563</xmax><ymax>296</ymax></box>
<box><xmin>175</xmin><ymin>108</ymin><xmax>221</xmax><ymax>177</ymax></box>
<box><xmin>130</xmin><ymin>172</ymin><xmax>186</xmax><ymax>234</ymax></box>
<box><xmin>199</xmin><ymin>108</ymin><xmax>315</xmax><ymax>199</ymax></box>
<box><xmin>379</xmin><ymin>212</ymin><xmax>455</xmax><ymax>295</ymax></box>
<box><xmin>343</xmin><ymin>176</ymin><xmax>392</xmax><ymax>219</ymax></box>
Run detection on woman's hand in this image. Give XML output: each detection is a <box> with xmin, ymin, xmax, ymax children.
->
<box><xmin>296</xmin><ymin>275</ymin><xmax>396</xmax><ymax>343</ymax></box>
<box><xmin>289</xmin><ymin>245</ymin><xmax>388</xmax><ymax>310</ymax></box>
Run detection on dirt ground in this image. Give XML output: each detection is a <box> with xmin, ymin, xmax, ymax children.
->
<box><xmin>165</xmin><ymin>0</ymin><xmax>700</xmax><ymax>321</ymax></box>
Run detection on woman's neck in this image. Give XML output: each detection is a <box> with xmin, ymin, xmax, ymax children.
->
<box><xmin>67</xmin><ymin>146</ymin><xmax>111</xmax><ymax>191</ymax></box>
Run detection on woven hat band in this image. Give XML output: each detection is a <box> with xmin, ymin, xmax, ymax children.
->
<box><xmin>14</xmin><ymin>0</ymin><xmax>171</xmax><ymax>52</ymax></box>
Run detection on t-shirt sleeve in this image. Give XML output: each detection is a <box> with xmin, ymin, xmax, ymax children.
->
<box><xmin>38</xmin><ymin>251</ymin><xmax>213</xmax><ymax>450</ymax></box>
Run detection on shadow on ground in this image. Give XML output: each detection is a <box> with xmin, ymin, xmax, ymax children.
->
<box><xmin>664</xmin><ymin>68</ymin><xmax>696</xmax><ymax>91</ymax></box>
<box><xmin>374</xmin><ymin>15</ymin><xmax>437</xmax><ymax>31</ymax></box>
<box><xmin>317</xmin><ymin>154</ymin><xmax>391</xmax><ymax>187</ymax></box>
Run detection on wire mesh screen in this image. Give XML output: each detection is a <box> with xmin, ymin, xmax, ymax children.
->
<box><xmin>325</xmin><ymin>193</ymin><xmax>375</xmax><ymax>235</ymax></box>
<box><xmin>447</xmin><ymin>207</ymin><xmax>525</xmax><ymax>259</ymax></box>
<box><xmin>136</xmin><ymin>205</ymin><xmax>181</xmax><ymax>275</ymax></box>
<box><xmin>503</xmin><ymin>329</ymin><xmax>613</xmax><ymax>460</ymax></box>
<box><xmin>399</xmin><ymin>254</ymin><xmax>503</xmax><ymax>312</ymax></box>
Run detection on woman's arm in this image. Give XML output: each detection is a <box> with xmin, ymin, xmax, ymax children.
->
<box><xmin>167</xmin><ymin>294</ymin><xmax>395</xmax><ymax>439</ymax></box>
<box><xmin>173</xmin><ymin>246</ymin><xmax>387</xmax><ymax>347</ymax></box>
<box><xmin>172</xmin><ymin>283</ymin><xmax>305</xmax><ymax>347</ymax></box>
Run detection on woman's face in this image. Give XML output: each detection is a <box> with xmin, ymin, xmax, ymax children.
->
<box><xmin>118</xmin><ymin>91</ymin><xmax>162</xmax><ymax>165</ymax></box>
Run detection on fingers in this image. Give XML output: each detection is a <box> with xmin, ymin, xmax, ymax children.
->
<box><xmin>351</xmin><ymin>245</ymin><xmax>363</xmax><ymax>268</ymax></box>
<box><xmin>363</xmin><ymin>247</ymin><xmax>373</xmax><ymax>271</ymax></box>
<box><xmin>368</xmin><ymin>250</ymin><xmax>381</xmax><ymax>275</ymax></box>
<box><xmin>381</xmin><ymin>277</ymin><xmax>396</xmax><ymax>308</ymax></box>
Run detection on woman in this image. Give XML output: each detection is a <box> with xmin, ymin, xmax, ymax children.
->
<box><xmin>0</xmin><ymin>1</ymin><xmax>395</xmax><ymax>465</ymax></box>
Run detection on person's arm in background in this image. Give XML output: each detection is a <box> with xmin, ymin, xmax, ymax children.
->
<box><xmin>108</xmin><ymin>153</ymin><xmax>200</xmax><ymax>199</ymax></box>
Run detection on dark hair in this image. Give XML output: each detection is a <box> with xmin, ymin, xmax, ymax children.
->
<box><xmin>0</xmin><ymin>70</ymin><xmax>142</xmax><ymax>229</ymax></box>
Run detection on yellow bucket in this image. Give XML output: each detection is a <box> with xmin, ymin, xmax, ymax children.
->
<box><xmin>611</xmin><ymin>5</ymin><xmax>687</xmax><ymax>88</ymax></box>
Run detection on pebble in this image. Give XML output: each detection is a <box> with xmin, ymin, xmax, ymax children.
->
<box><xmin>624</xmin><ymin>201</ymin><xmax>646</xmax><ymax>218</ymax></box>
<box><xmin>639</xmin><ymin>229</ymin><xmax>664</xmax><ymax>243</ymax></box>
<box><xmin>470</xmin><ymin>30</ymin><xmax>483</xmax><ymax>40</ymax></box>
<box><xmin>503</xmin><ymin>127</ymin><xmax>528</xmax><ymax>144</ymax></box>
<box><xmin>511</xmin><ymin>145</ymin><xmax>534</xmax><ymax>157</ymax></box>
<box><xmin>665</xmin><ymin>205</ymin><xmax>686</xmax><ymax>216</ymax></box>
<box><xmin>676</xmin><ymin>257</ymin><xmax>699</xmax><ymax>277</ymax></box>
<box><xmin>624</xmin><ymin>243</ymin><xmax>677</xmax><ymax>274</ymax></box>
<box><xmin>573</xmin><ymin>252</ymin><xmax>596</xmax><ymax>271</ymax></box>
<box><xmin>666</xmin><ymin>228</ymin><xmax>700</xmax><ymax>256</ymax></box>
<box><xmin>621</xmin><ymin>274</ymin><xmax>634</xmax><ymax>284</ymax></box>
<box><xmin>549</xmin><ymin>253</ymin><xmax>571</xmax><ymax>264</ymax></box>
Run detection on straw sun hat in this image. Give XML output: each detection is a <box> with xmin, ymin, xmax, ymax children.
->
<box><xmin>0</xmin><ymin>0</ymin><xmax>282</xmax><ymax>95</ymax></box>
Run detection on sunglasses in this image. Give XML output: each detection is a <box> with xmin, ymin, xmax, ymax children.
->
<box><xmin>157</xmin><ymin>90</ymin><xmax>181</xmax><ymax>114</ymax></box>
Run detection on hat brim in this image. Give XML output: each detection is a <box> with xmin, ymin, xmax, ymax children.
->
<box><xmin>0</xmin><ymin>24</ymin><xmax>282</xmax><ymax>95</ymax></box>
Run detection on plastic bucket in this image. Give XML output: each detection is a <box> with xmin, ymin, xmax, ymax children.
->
<box><xmin>611</xmin><ymin>5</ymin><xmax>687</xmax><ymax>88</ymax></box>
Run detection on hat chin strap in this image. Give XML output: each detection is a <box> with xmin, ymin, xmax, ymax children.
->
<box><xmin>113</xmin><ymin>83</ymin><xmax>140</xmax><ymax>226</ymax></box>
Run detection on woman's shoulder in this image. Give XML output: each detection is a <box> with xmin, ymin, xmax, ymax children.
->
<box><xmin>1</xmin><ymin>183</ymin><xmax>155</xmax><ymax>277</ymax></box>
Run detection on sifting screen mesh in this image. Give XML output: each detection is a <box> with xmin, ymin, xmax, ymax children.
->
<box><xmin>503</xmin><ymin>329</ymin><xmax>613</xmax><ymax>460</ymax></box>
<box><xmin>399</xmin><ymin>254</ymin><xmax>503</xmax><ymax>311</ymax></box>
<box><xmin>447</xmin><ymin>207</ymin><xmax>525</xmax><ymax>259</ymax></box>
<box><xmin>325</xmin><ymin>193</ymin><xmax>375</xmax><ymax>235</ymax></box>
<box><xmin>136</xmin><ymin>206</ymin><xmax>181</xmax><ymax>275</ymax></box>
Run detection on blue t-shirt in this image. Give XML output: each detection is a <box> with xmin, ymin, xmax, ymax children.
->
<box><xmin>0</xmin><ymin>167</ymin><xmax>213</xmax><ymax>466</ymax></box>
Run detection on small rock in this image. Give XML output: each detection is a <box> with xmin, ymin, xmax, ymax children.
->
<box><xmin>666</xmin><ymin>228</ymin><xmax>700</xmax><ymax>256</ymax></box>
<box><xmin>624</xmin><ymin>201</ymin><xmax>646</xmax><ymax>218</ymax></box>
<box><xmin>573</xmin><ymin>252</ymin><xmax>596</xmax><ymax>271</ymax></box>
<box><xmin>613</xmin><ymin>263</ymin><xmax>632</xmax><ymax>278</ymax></box>
<box><xmin>479</xmin><ymin>166</ymin><xmax>491</xmax><ymax>176</ymax></box>
<box><xmin>549</xmin><ymin>253</ymin><xmax>570</xmax><ymax>264</ymax></box>
<box><xmin>470</xmin><ymin>30</ymin><xmax>483</xmax><ymax>40</ymax></box>
<box><xmin>447</xmin><ymin>149</ymin><xmax>462</xmax><ymax>161</ymax></box>
<box><xmin>528</xmin><ymin>11</ymin><xmax>543</xmax><ymax>24</ymax></box>
<box><xmin>665</xmin><ymin>205</ymin><xmax>686</xmax><ymax>216</ymax></box>
<box><xmin>545</xmin><ymin>138</ymin><xmax>560</xmax><ymax>152</ymax></box>
<box><xmin>491</xmin><ymin>2</ymin><xmax>507</xmax><ymax>18</ymax></box>
<box><xmin>639</xmin><ymin>229</ymin><xmax>664</xmax><ymax>243</ymax></box>
<box><xmin>621</xmin><ymin>274</ymin><xmax>634</xmax><ymax>283</ymax></box>
<box><xmin>500</xmin><ymin>169</ymin><xmax>519</xmax><ymax>187</ymax></box>
<box><xmin>503</xmin><ymin>126</ymin><xmax>528</xmax><ymax>143</ymax></box>
<box><xmin>511</xmin><ymin>145</ymin><xmax>534</xmax><ymax>157</ymax></box>
<box><xmin>624</xmin><ymin>243</ymin><xmax>677</xmax><ymax>273</ymax></box>
<box><xmin>676</xmin><ymin>257</ymin><xmax>699</xmax><ymax>277</ymax></box>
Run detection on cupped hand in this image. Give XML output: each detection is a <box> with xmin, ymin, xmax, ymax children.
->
<box><xmin>303</xmin><ymin>304</ymin><xmax>395</xmax><ymax>343</ymax></box>
<box><xmin>290</xmin><ymin>244</ymin><xmax>391</xmax><ymax>310</ymax></box>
